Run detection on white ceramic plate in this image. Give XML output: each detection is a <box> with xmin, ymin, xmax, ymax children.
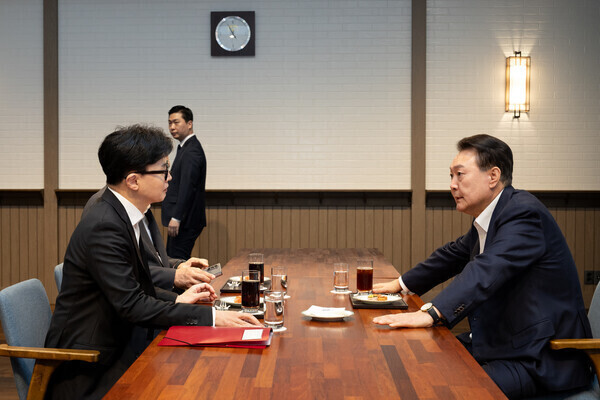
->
<box><xmin>229</xmin><ymin>276</ymin><xmax>271</xmax><ymax>282</ymax></box>
<box><xmin>353</xmin><ymin>294</ymin><xmax>402</xmax><ymax>305</ymax></box>
<box><xmin>219</xmin><ymin>296</ymin><xmax>264</xmax><ymax>308</ymax></box>
<box><xmin>301</xmin><ymin>309</ymin><xmax>354</xmax><ymax>322</ymax></box>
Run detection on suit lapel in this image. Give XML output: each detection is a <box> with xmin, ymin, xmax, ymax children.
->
<box><xmin>484</xmin><ymin>185</ymin><xmax>514</xmax><ymax>242</ymax></box>
<box><xmin>100</xmin><ymin>189</ymin><xmax>155</xmax><ymax>290</ymax></box>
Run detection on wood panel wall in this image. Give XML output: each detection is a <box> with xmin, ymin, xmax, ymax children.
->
<box><xmin>1</xmin><ymin>198</ymin><xmax>598</xmax><ymax>308</ymax></box>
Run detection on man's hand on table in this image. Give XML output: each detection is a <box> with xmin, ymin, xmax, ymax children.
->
<box><xmin>215</xmin><ymin>311</ymin><xmax>263</xmax><ymax>327</ymax></box>
<box><xmin>175</xmin><ymin>283</ymin><xmax>217</xmax><ymax>304</ymax></box>
<box><xmin>373</xmin><ymin>310</ymin><xmax>435</xmax><ymax>328</ymax></box>
<box><xmin>175</xmin><ymin>258</ymin><xmax>215</xmax><ymax>289</ymax></box>
<box><xmin>372</xmin><ymin>278</ymin><xmax>401</xmax><ymax>294</ymax></box>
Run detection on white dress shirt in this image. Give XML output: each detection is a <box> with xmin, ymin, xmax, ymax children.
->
<box><xmin>398</xmin><ymin>189</ymin><xmax>505</xmax><ymax>294</ymax></box>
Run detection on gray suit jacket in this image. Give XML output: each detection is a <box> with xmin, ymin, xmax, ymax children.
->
<box><xmin>82</xmin><ymin>187</ymin><xmax>184</xmax><ymax>290</ymax></box>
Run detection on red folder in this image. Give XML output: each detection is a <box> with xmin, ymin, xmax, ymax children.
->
<box><xmin>158</xmin><ymin>326</ymin><xmax>273</xmax><ymax>348</ymax></box>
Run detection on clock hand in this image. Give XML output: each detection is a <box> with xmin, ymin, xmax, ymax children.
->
<box><xmin>228</xmin><ymin>24</ymin><xmax>236</xmax><ymax>39</ymax></box>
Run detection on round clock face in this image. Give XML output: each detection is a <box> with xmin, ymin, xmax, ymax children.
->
<box><xmin>215</xmin><ymin>16</ymin><xmax>251</xmax><ymax>52</ymax></box>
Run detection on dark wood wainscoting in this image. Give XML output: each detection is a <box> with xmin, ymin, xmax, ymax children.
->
<box><xmin>0</xmin><ymin>190</ymin><xmax>598</xmax><ymax>307</ymax></box>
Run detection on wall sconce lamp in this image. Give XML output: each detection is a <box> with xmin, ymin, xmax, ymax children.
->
<box><xmin>505</xmin><ymin>51</ymin><xmax>531</xmax><ymax>118</ymax></box>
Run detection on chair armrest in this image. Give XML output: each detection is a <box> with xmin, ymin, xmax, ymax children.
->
<box><xmin>0</xmin><ymin>343</ymin><xmax>99</xmax><ymax>362</ymax></box>
<box><xmin>550</xmin><ymin>339</ymin><xmax>600</xmax><ymax>351</ymax></box>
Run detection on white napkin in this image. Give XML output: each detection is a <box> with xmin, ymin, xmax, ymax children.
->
<box><xmin>306</xmin><ymin>305</ymin><xmax>347</xmax><ymax>317</ymax></box>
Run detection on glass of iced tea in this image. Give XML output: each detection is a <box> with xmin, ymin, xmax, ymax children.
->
<box><xmin>242</xmin><ymin>269</ymin><xmax>261</xmax><ymax>313</ymax></box>
<box><xmin>356</xmin><ymin>259</ymin><xmax>373</xmax><ymax>293</ymax></box>
<box><xmin>248</xmin><ymin>253</ymin><xmax>264</xmax><ymax>284</ymax></box>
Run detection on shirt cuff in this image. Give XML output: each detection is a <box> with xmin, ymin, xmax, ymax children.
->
<box><xmin>171</xmin><ymin>217</ymin><xmax>181</xmax><ymax>223</ymax></box>
<box><xmin>398</xmin><ymin>276</ymin><xmax>413</xmax><ymax>295</ymax></box>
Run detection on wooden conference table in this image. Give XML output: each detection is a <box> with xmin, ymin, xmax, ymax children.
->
<box><xmin>105</xmin><ymin>248</ymin><xmax>506</xmax><ymax>399</ymax></box>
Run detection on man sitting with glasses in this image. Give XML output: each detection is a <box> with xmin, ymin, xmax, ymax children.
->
<box><xmin>82</xmin><ymin>180</ymin><xmax>213</xmax><ymax>293</ymax></box>
<box><xmin>45</xmin><ymin>124</ymin><xmax>261</xmax><ymax>400</ymax></box>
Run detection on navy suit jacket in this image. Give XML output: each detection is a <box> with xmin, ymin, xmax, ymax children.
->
<box><xmin>403</xmin><ymin>186</ymin><xmax>592</xmax><ymax>392</ymax></box>
<box><xmin>45</xmin><ymin>189</ymin><xmax>212</xmax><ymax>399</ymax></box>
<box><xmin>161</xmin><ymin>135</ymin><xmax>206</xmax><ymax>230</ymax></box>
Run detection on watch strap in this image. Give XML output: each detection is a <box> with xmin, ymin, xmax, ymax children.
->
<box><xmin>426</xmin><ymin>307</ymin><xmax>442</xmax><ymax>324</ymax></box>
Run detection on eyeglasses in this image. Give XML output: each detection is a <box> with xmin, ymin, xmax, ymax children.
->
<box><xmin>134</xmin><ymin>169</ymin><xmax>170</xmax><ymax>181</ymax></box>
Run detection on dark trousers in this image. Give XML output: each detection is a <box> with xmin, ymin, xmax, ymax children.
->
<box><xmin>457</xmin><ymin>332</ymin><xmax>538</xmax><ymax>399</ymax></box>
<box><xmin>166</xmin><ymin>226</ymin><xmax>203</xmax><ymax>260</ymax></box>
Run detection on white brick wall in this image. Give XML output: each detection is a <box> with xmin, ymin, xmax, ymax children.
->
<box><xmin>0</xmin><ymin>0</ymin><xmax>44</xmax><ymax>189</ymax></box>
<box><xmin>2</xmin><ymin>0</ymin><xmax>598</xmax><ymax>191</ymax></box>
<box><xmin>58</xmin><ymin>0</ymin><xmax>412</xmax><ymax>190</ymax></box>
<box><xmin>426</xmin><ymin>0</ymin><xmax>600</xmax><ymax>190</ymax></box>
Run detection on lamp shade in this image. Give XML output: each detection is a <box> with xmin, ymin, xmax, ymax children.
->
<box><xmin>505</xmin><ymin>52</ymin><xmax>530</xmax><ymax>117</ymax></box>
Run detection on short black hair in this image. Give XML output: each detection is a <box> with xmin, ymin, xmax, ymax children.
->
<box><xmin>168</xmin><ymin>105</ymin><xmax>193</xmax><ymax>122</ymax></box>
<box><xmin>457</xmin><ymin>134</ymin><xmax>513</xmax><ymax>186</ymax></box>
<box><xmin>98</xmin><ymin>124</ymin><xmax>173</xmax><ymax>185</ymax></box>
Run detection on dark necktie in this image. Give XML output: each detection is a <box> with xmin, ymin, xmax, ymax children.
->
<box><xmin>144</xmin><ymin>211</ymin><xmax>169</xmax><ymax>268</ymax></box>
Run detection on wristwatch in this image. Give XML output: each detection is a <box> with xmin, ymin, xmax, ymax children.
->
<box><xmin>420</xmin><ymin>302</ymin><xmax>442</xmax><ymax>325</ymax></box>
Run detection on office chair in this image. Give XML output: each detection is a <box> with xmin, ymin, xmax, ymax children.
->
<box><xmin>548</xmin><ymin>282</ymin><xmax>600</xmax><ymax>400</ymax></box>
<box><xmin>54</xmin><ymin>263</ymin><xmax>63</xmax><ymax>292</ymax></box>
<box><xmin>0</xmin><ymin>278</ymin><xmax>98</xmax><ymax>400</ymax></box>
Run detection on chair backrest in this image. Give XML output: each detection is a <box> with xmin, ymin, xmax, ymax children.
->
<box><xmin>589</xmin><ymin>282</ymin><xmax>600</xmax><ymax>338</ymax></box>
<box><xmin>54</xmin><ymin>263</ymin><xmax>63</xmax><ymax>292</ymax></box>
<box><xmin>0</xmin><ymin>279</ymin><xmax>52</xmax><ymax>400</ymax></box>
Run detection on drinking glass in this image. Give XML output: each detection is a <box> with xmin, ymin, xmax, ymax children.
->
<box><xmin>241</xmin><ymin>269</ymin><xmax>261</xmax><ymax>313</ymax></box>
<box><xmin>264</xmin><ymin>291</ymin><xmax>286</xmax><ymax>332</ymax></box>
<box><xmin>248</xmin><ymin>253</ymin><xmax>264</xmax><ymax>284</ymax></box>
<box><xmin>333</xmin><ymin>263</ymin><xmax>350</xmax><ymax>293</ymax></box>
<box><xmin>271</xmin><ymin>266</ymin><xmax>287</xmax><ymax>295</ymax></box>
<box><xmin>356</xmin><ymin>259</ymin><xmax>373</xmax><ymax>293</ymax></box>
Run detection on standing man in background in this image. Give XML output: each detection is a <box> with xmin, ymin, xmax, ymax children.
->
<box><xmin>162</xmin><ymin>105</ymin><xmax>207</xmax><ymax>259</ymax></box>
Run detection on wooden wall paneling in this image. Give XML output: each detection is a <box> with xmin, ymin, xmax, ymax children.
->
<box><xmin>234</xmin><ymin>208</ymin><xmax>246</xmax><ymax>255</ymax></box>
<box><xmin>299</xmin><ymin>208</ymin><xmax>310</xmax><ymax>248</ymax></box>
<box><xmin>1</xmin><ymin>208</ymin><xmax>9</xmax><ymax>286</ymax></box>
<box><xmin>365</xmin><ymin>208</ymin><xmax>374</xmax><ymax>248</ymax></box>
<box><xmin>383</xmin><ymin>207</ymin><xmax>394</xmax><ymax>268</ymax></box>
<box><xmin>390</xmin><ymin>208</ymin><xmax>402</xmax><ymax>271</ymax></box>
<box><xmin>269</xmin><ymin>207</ymin><xmax>280</xmax><ymax>248</ymax></box>
<box><xmin>595</xmin><ymin>210</ymin><xmax>600</xmax><ymax>304</ymax></box>
<box><xmin>253</xmin><ymin>207</ymin><xmax>264</xmax><ymax>249</ymax></box>
<box><xmin>10</xmin><ymin>207</ymin><xmax>20</xmax><ymax>284</ymax></box>
<box><xmin>318</xmin><ymin>208</ymin><xmax>328</xmax><ymax>247</ymax></box>
<box><xmin>583</xmin><ymin>209</ymin><xmax>596</xmax><ymax>303</ymax></box>
<box><xmin>327</xmin><ymin>208</ymin><xmax>337</xmax><ymax>248</ymax></box>
<box><xmin>337</xmin><ymin>208</ymin><xmax>347</xmax><ymax>249</ymax></box>
<box><xmin>280</xmin><ymin>207</ymin><xmax>291</xmax><ymax>248</ymax></box>
<box><xmin>19</xmin><ymin>207</ymin><xmax>29</xmax><ymax>282</ymax></box>
<box><xmin>355</xmin><ymin>208</ymin><xmax>365</xmax><ymax>248</ymax></box>
<box><xmin>309</xmin><ymin>208</ymin><xmax>319</xmax><ymax>248</ymax></box>
<box><xmin>244</xmin><ymin>207</ymin><xmax>255</xmax><ymax>249</ymax></box>
<box><xmin>289</xmin><ymin>207</ymin><xmax>300</xmax><ymax>249</ymax></box>
<box><xmin>215</xmin><ymin>207</ymin><xmax>227</xmax><ymax>264</ymax></box>
<box><xmin>27</xmin><ymin>206</ymin><xmax>38</xmax><ymax>280</ymax></box>
<box><xmin>37</xmin><ymin>206</ymin><xmax>47</xmax><ymax>293</ymax></box>
<box><xmin>346</xmin><ymin>207</ymin><xmax>356</xmax><ymax>248</ymax></box>
<box><xmin>373</xmin><ymin>207</ymin><xmax>384</xmax><ymax>254</ymax></box>
<box><xmin>401</xmin><ymin>208</ymin><xmax>412</xmax><ymax>271</ymax></box>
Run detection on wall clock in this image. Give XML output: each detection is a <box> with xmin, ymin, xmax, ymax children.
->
<box><xmin>211</xmin><ymin>11</ymin><xmax>255</xmax><ymax>56</ymax></box>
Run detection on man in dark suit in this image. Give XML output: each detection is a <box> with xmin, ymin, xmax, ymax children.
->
<box><xmin>82</xmin><ymin>187</ymin><xmax>213</xmax><ymax>292</ymax></box>
<box><xmin>161</xmin><ymin>105</ymin><xmax>206</xmax><ymax>259</ymax></box>
<box><xmin>372</xmin><ymin>134</ymin><xmax>592</xmax><ymax>399</ymax></box>
<box><xmin>45</xmin><ymin>124</ymin><xmax>261</xmax><ymax>399</ymax></box>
